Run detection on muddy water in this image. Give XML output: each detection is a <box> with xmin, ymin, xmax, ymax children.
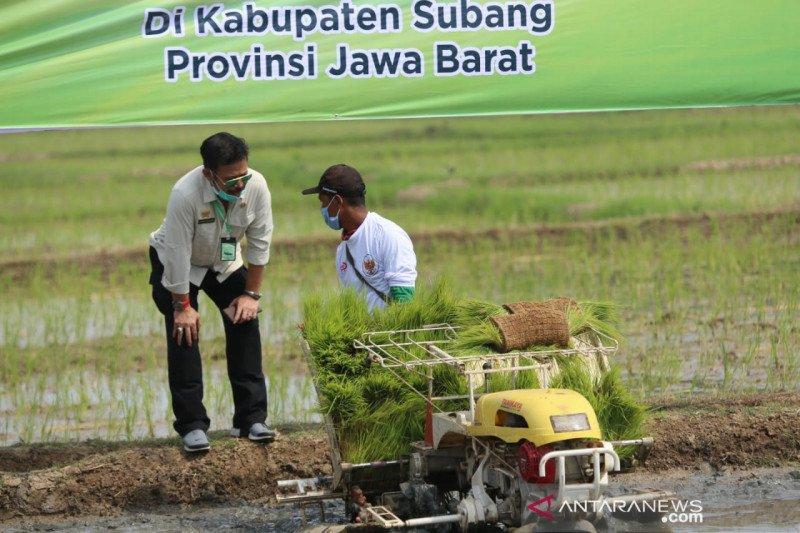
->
<box><xmin>609</xmin><ymin>467</ymin><xmax>800</xmax><ymax>532</ymax></box>
<box><xmin>6</xmin><ymin>468</ymin><xmax>799</xmax><ymax>532</ymax></box>
<box><xmin>3</xmin><ymin>501</ymin><xmax>347</xmax><ymax>532</ymax></box>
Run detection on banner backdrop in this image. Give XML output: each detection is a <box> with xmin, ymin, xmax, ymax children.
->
<box><xmin>0</xmin><ymin>0</ymin><xmax>798</xmax><ymax>128</ymax></box>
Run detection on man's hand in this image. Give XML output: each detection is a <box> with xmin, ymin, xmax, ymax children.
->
<box><xmin>173</xmin><ymin>306</ymin><xmax>201</xmax><ymax>346</ymax></box>
<box><xmin>230</xmin><ymin>294</ymin><xmax>259</xmax><ymax>324</ymax></box>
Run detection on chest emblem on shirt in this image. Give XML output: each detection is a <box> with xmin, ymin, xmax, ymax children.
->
<box><xmin>340</xmin><ymin>261</ymin><xmax>348</xmax><ymax>272</ymax></box>
<box><xmin>198</xmin><ymin>209</ymin><xmax>215</xmax><ymax>224</ymax></box>
<box><xmin>362</xmin><ymin>254</ymin><xmax>378</xmax><ymax>276</ymax></box>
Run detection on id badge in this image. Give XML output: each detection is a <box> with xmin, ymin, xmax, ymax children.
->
<box><xmin>220</xmin><ymin>237</ymin><xmax>237</xmax><ymax>262</ymax></box>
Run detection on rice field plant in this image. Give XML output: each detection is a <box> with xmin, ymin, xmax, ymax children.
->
<box><xmin>1</xmin><ymin>106</ymin><xmax>799</xmax><ymax>262</ymax></box>
<box><xmin>1</xmin><ymin>212</ymin><xmax>797</xmax><ymax>444</ymax></box>
<box><xmin>1</xmin><ymin>360</ymin><xmax>318</xmax><ymax>445</ymax></box>
<box><xmin>0</xmin><ymin>107</ymin><xmax>798</xmax><ymax>445</ymax></box>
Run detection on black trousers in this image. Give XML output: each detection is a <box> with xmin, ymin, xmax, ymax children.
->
<box><xmin>149</xmin><ymin>247</ymin><xmax>267</xmax><ymax>436</ymax></box>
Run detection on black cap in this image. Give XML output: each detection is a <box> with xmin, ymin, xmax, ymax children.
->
<box><xmin>302</xmin><ymin>164</ymin><xmax>366</xmax><ymax>197</ymax></box>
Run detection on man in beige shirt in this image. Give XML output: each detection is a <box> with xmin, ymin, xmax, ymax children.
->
<box><xmin>149</xmin><ymin>132</ymin><xmax>275</xmax><ymax>452</ymax></box>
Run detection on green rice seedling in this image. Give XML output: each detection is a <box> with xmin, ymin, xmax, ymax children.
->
<box><xmin>301</xmin><ymin>277</ymin><xmax>653</xmax><ymax>462</ymax></box>
<box><xmin>343</xmin><ymin>395</ymin><xmax>427</xmax><ymax>462</ymax></box>
<box><xmin>450</xmin><ymin>321</ymin><xmax>503</xmax><ymax>352</ymax></box>
<box><xmin>550</xmin><ymin>356</ymin><xmax>596</xmax><ymax>400</ymax></box>
<box><xmin>550</xmin><ymin>357</ymin><xmax>646</xmax><ymax>456</ymax></box>
<box><xmin>594</xmin><ymin>368</ymin><xmax>646</xmax><ymax>442</ymax></box>
<box><xmin>567</xmin><ymin>302</ymin><xmax>623</xmax><ymax>342</ymax></box>
<box><xmin>454</xmin><ymin>299</ymin><xmax>507</xmax><ymax>327</ymax></box>
<box><xmin>515</xmin><ymin>369</ymin><xmax>540</xmax><ymax>389</ymax></box>
<box><xmin>484</xmin><ymin>372</ymin><xmax>515</xmax><ymax>393</ymax></box>
<box><xmin>303</xmin><ymin>289</ymin><xmax>366</xmax><ymax>339</ymax></box>
<box><xmin>371</xmin><ymin>277</ymin><xmax>461</xmax><ymax>331</ymax></box>
<box><xmin>318</xmin><ymin>378</ymin><xmax>369</xmax><ymax>424</ymax></box>
<box><xmin>581</xmin><ymin>301</ymin><xmax>620</xmax><ymax>325</ymax></box>
<box><xmin>303</xmin><ymin>290</ymin><xmax>372</xmax><ymax>379</ymax></box>
<box><xmin>314</xmin><ymin>344</ymin><xmax>371</xmax><ymax>378</ymax></box>
<box><xmin>360</xmin><ymin>371</ymin><xmax>413</xmax><ymax>409</ymax></box>
<box><xmin>431</xmin><ymin>364</ymin><xmax>468</xmax><ymax>397</ymax></box>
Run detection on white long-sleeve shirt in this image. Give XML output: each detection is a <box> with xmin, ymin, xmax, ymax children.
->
<box><xmin>149</xmin><ymin>165</ymin><xmax>273</xmax><ymax>294</ymax></box>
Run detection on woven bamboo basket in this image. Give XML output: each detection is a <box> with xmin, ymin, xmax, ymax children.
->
<box><xmin>490</xmin><ymin>305</ymin><xmax>570</xmax><ymax>352</ymax></box>
<box><xmin>503</xmin><ymin>297</ymin><xmax>578</xmax><ymax>315</ymax></box>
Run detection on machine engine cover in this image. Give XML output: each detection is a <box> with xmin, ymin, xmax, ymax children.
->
<box><xmin>468</xmin><ymin>389</ymin><xmax>602</xmax><ymax>446</ymax></box>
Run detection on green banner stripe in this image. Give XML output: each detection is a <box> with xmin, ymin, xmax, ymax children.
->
<box><xmin>1</xmin><ymin>0</ymin><xmax>798</xmax><ymax>128</ymax></box>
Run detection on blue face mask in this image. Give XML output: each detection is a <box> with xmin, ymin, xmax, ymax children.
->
<box><xmin>215</xmin><ymin>188</ymin><xmax>239</xmax><ymax>203</ymax></box>
<box><xmin>321</xmin><ymin>196</ymin><xmax>342</xmax><ymax>230</ymax></box>
<box><xmin>209</xmin><ymin>171</ymin><xmax>242</xmax><ymax>203</ymax></box>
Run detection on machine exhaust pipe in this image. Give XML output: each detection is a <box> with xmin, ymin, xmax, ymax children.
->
<box><xmin>340</xmin><ymin>459</ymin><xmax>408</xmax><ymax>471</ymax></box>
<box><xmin>403</xmin><ymin>513</ymin><xmax>462</xmax><ymax>527</ymax></box>
<box><xmin>608</xmin><ymin>437</ymin><xmax>653</xmax><ymax>447</ymax></box>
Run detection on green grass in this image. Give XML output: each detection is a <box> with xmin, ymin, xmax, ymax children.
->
<box><xmin>1</xmin><ymin>106</ymin><xmax>799</xmax><ymax>261</ymax></box>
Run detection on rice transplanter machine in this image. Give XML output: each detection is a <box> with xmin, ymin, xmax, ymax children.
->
<box><xmin>278</xmin><ymin>325</ymin><xmax>671</xmax><ymax>531</ymax></box>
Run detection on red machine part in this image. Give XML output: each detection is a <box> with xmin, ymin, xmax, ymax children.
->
<box><xmin>424</xmin><ymin>401</ymin><xmax>433</xmax><ymax>445</ymax></box>
<box><xmin>518</xmin><ymin>441</ymin><xmax>556</xmax><ymax>484</ymax></box>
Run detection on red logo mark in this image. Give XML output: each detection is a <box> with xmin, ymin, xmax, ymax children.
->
<box><xmin>362</xmin><ymin>254</ymin><xmax>378</xmax><ymax>276</ymax></box>
<box><xmin>340</xmin><ymin>261</ymin><xmax>348</xmax><ymax>272</ymax></box>
<box><xmin>501</xmin><ymin>398</ymin><xmax>523</xmax><ymax>411</ymax></box>
<box><xmin>527</xmin><ymin>494</ymin><xmax>556</xmax><ymax>521</ymax></box>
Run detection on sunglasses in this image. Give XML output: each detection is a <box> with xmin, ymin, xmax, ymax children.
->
<box><xmin>214</xmin><ymin>171</ymin><xmax>252</xmax><ymax>189</ymax></box>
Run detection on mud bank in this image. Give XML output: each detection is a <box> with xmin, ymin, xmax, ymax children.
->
<box><xmin>2</xmin><ymin>393</ymin><xmax>800</xmax><ymax>524</ymax></box>
<box><xmin>0</xmin><ymin>429</ymin><xmax>330</xmax><ymax>522</ymax></box>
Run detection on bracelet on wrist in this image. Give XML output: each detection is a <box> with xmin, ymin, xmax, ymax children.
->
<box><xmin>172</xmin><ymin>297</ymin><xmax>190</xmax><ymax>312</ymax></box>
<box><xmin>243</xmin><ymin>289</ymin><xmax>262</xmax><ymax>301</ymax></box>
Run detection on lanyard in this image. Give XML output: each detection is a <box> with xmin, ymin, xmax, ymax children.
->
<box><xmin>211</xmin><ymin>200</ymin><xmax>232</xmax><ymax>234</ymax></box>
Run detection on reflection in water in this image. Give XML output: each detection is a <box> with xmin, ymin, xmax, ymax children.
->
<box><xmin>0</xmin><ymin>362</ymin><xmax>319</xmax><ymax>445</ymax></box>
<box><xmin>0</xmin><ymin>294</ymin><xmax>297</xmax><ymax>349</ymax></box>
<box><xmin>609</xmin><ymin>467</ymin><xmax>800</xmax><ymax>532</ymax></box>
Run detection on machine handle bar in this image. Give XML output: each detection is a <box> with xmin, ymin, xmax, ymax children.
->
<box><xmin>538</xmin><ymin>445</ymin><xmax>621</xmax><ymax>478</ymax></box>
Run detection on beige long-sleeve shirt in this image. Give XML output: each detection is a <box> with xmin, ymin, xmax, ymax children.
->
<box><xmin>149</xmin><ymin>165</ymin><xmax>273</xmax><ymax>294</ymax></box>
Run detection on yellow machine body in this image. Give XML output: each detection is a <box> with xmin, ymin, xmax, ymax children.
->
<box><xmin>467</xmin><ymin>388</ymin><xmax>602</xmax><ymax>446</ymax></box>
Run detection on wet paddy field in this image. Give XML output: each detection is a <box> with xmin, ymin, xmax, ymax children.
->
<box><xmin>3</xmin><ymin>394</ymin><xmax>800</xmax><ymax>531</ymax></box>
<box><xmin>2</xmin><ymin>211</ymin><xmax>798</xmax><ymax>445</ymax></box>
<box><xmin>4</xmin><ymin>467</ymin><xmax>799</xmax><ymax>532</ymax></box>
<box><xmin>2</xmin><ymin>108</ymin><xmax>799</xmax><ymax>531</ymax></box>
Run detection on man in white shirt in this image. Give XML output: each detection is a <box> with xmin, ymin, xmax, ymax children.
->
<box><xmin>149</xmin><ymin>132</ymin><xmax>276</xmax><ymax>452</ymax></box>
<box><xmin>302</xmin><ymin>164</ymin><xmax>417</xmax><ymax>310</ymax></box>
